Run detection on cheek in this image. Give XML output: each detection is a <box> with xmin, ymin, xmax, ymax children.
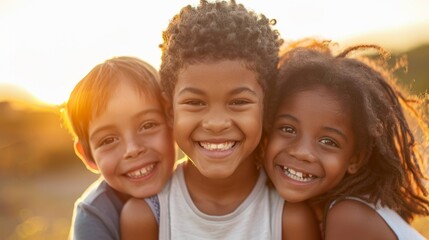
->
<box><xmin>93</xmin><ymin>156</ymin><xmax>113</xmax><ymax>175</ymax></box>
<box><xmin>238</xmin><ymin>109</ymin><xmax>263</xmax><ymax>130</ymax></box>
<box><xmin>265</xmin><ymin>135</ymin><xmax>284</xmax><ymax>159</ymax></box>
<box><xmin>173</xmin><ymin>110</ymin><xmax>194</xmax><ymax>130</ymax></box>
<box><xmin>247</xmin><ymin>120</ymin><xmax>262</xmax><ymax>143</ymax></box>
<box><xmin>93</xmin><ymin>147</ymin><xmax>121</xmax><ymax>170</ymax></box>
<box><xmin>154</xmin><ymin>130</ymin><xmax>175</xmax><ymax>154</ymax></box>
<box><xmin>325</xmin><ymin>159</ymin><xmax>349</xmax><ymax>183</ymax></box>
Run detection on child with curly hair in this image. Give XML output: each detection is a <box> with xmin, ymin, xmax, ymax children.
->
<box><xmin>264</xmin><ymin>39</ymin><xmax>429</xmax><ymax>239</ymax></box>
<box><xmin>121</xmin><ymin>1</ymin><xmax>320</xmax><ymax>240</ymax></box>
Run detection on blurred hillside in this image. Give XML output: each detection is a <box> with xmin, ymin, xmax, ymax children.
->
<box><xmin>0</xmin><ymin>43</ymin><xmax>428</xmax><ymax>239</ymax></box>
<box><xmin>0</xmin><ymin>101</ymin><xmax>76</xmax><ymax>177</ymax></box>
<box><xmin>393</xmin><ymin>44</ymin><xmax>429</xmax><ymax>95</ymax></box>
<box><xmin>0</xmin><ymin>100</ymin><xmax>99</xmax><ymax>239</ymax></box>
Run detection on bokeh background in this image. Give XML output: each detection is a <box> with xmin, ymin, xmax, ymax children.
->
<box><xmin>1</xmin><ymin>0</ymin><xmax>428</xmax><ymax>239</ymax></box>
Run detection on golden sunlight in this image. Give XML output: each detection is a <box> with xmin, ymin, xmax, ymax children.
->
<box><xmin>1</xmin><ymin>0</ymin><xmax>428</xmax><ymax>105</ymax></box>
<box><xmin>1</xmin><ymin>1</ymin><xmax>429</xmax><ymax>240</ymax></box>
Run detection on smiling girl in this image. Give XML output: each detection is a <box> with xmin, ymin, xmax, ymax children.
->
<box><xmin>264</xmin><ymin>39</ymin><xmax>429</xmax><ymax>239</ymax></box>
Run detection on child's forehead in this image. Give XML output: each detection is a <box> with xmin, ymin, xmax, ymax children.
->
<box><xmin>179</xmin><ymin>59</ymin><xmax>262</xmax><ymax>82</ymax></box>
<box><xmin>90</xmin><ymin>80</ymin><xmax>157</xmax><ymax>118</ymax></box>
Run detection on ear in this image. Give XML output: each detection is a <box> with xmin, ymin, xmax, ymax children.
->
<box><xmin>74</xmin><ymin>140</ymin><xmax>99</xmax><ymax>173</ymax></box>
<box><xmin>347</xmin><ymin>152</ymin><xmax>365</xmax><ymax>174</ymax></box>
<box><xmin>162</xmin><ymin>91</ymin><xmax>174</xmax><ymax>128</ymax></box>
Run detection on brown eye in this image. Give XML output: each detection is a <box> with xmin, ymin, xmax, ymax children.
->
<box><xmin>100</xmin><ymin>137</ymin><xmax>117</xmax><ymax>147</ymax></box>
<box><xmin>140</xmin><ymin>122</ymin><xmax>158</xmax><ymax>132</ymax></box>
<box><xmin>280</xmin><ymin>126</ymin><xmax>295</xmax><ymax>134</ymax></box>
<box><xmin>185</xmin><ymin>99</ymin><xmax>205</xmax><ymax>106</ymax></box>
<box><xmin>320</xmin><ymin>138</ymin><xmax>339</xmax><ymax>148</ymax></box>
<box><xmin>230</xmin><ymin>99</ymin><xmax>250</xmax><ymax>105</ymax></box>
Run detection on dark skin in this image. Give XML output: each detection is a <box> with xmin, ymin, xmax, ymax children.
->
<box><xmin>184</xmin><ymin>158</ymin><xmax>259</xmax><ymax>215</ymax></box>
<box><xmin>282</xmin><ymin>202</ymin><xmax>322</xmax><ymax>240</ymax></box>
<box><xmin>120</xmin><ymin>198</ymin><xmax>158</xmax><ymax>240</ymax></box>
<box><xmin>324</xmin><ymin>200</ymin><xmax>397</xmax><ymax>240</ymax></box>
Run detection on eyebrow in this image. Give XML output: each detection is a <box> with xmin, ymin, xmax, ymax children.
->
<box><xmin>276</xmin><ymin>113</ymin><xmax>348</xmax><ymax>142</ymax></box>
<box><xmin>276</xmin><ymin>114</ymin><xmax>298</xmax><ymax>123</ymax></box>
<box><xmin>177</xmin><ymin>86</ymin><xmax>258</xmax><ymax>97</ymax></box>
<box><xmin>177</xmin><ymin>87</ymin><xmax>203</xmax><ymax>96</ymax></box>
<box><xmin>89</xmin><ymin>108</ymin><xmax>164</xmax><ymax>142</ymax></box>
<box><xmin>323</xmin><ymin>126</ymin><xmax>348</xmax><ymax>143</ymax></box>
<box><xmin>229</xmin><ymin>87</ymin><xmax>258</xmax><ymax>97</ymax></box>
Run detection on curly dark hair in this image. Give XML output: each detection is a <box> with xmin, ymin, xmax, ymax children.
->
<box><xmin>159</xmin><ymin>0</ymin><xmax>282</xmax><ymax>104</ymax></box>
<box><xmin>269</xmin><ymin>39</ymin><xmax>429</xmax><ymax>223</ymax></box>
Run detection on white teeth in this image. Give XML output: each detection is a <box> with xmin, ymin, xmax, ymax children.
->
<box><xmin>282</xmin><ymin>166</ymin><xmax>315</xmax><ymax>182</ymax></box>
<box><xmin>127</xmin><ymin>164</ymin><xmax>155</xmax><ymax>178</ymax></box>
<box><xmin>200</xmin><ymin>141</ymin><xmax>235</xmax><ymax>151</ymax></box>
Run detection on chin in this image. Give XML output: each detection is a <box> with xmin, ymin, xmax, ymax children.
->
<box><xmin>200</xmin><ymin>168</ymin><xmax>234</xmax><ymax>179</ymax></box>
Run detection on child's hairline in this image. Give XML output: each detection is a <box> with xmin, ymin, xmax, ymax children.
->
<box><xmin>161</xmin><ymin>57</ymin><xmax>270</xmax><ymax>101</ymax></box>
<box><xmin>64</xmin><ymin>58</ymin><xmax>164</xmax><ymax>164</ymax></box>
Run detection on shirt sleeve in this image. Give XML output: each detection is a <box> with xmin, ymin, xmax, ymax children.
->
<box><xmin>145</xmin><ymin>195</ymin><xmax>160</xmax><ymax>223</ymax></box>
<box><xmin>69</xmin><ymin>201</ymin><xmax>118</xmax><ymax>240</ymax></box>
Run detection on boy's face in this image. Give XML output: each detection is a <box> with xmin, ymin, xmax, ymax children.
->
<box><xmin>87</xmin><ymin>80</ymin><xmax>175</xmax><ymax>199</ymax></box>
<box><xmin>173</xmin><ymin>60</ymin><xmax>263</xmax><ymax>179</ymax></box>
<box><xmin>264</xmin><ymin>86</ymin><xmax>359</xmax><ymax>202</ymax></box>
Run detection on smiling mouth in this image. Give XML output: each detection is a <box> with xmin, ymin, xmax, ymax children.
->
<box><xmin>281</xmin><ymin>166</ymin><xmax>317</xmax><ymax>182</ymax></box>
<box><xmin>126</xmin><ymin>163</ymin><xmax>155</xmax><ymax>179</ymax></box>
<box><xmin>199</xmin><ymin>141</ymin><xmax>236</xmax><ymax>151</ymax></box>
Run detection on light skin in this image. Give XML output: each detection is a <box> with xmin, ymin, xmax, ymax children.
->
<box><xmin>75</xmin><ymin>79</ymin><xmax>175</xmax><ymax>202</ymax></box>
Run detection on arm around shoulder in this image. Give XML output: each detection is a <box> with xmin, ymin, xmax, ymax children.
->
<box><xmin>120</xmin><ymin>198</ymin><xmax>158</xmax><ymax>240</ymax></box>
<box><xmin>282</xmin><ymin>201</ymin><xmax>322</xmax><ymax>240</ymax></box>
<box><xmin>325</xmin><ymin>199</ymin><xmax>397</xmax><ymax>240</ymax></box>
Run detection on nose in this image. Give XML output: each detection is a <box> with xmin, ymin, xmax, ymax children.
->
<box><xmin>202</xmin><ymin>109</ymin><xmax>232</xmax><ymax>133</ymax></box>
<box><xmin>123</xmin><ymin>136</ymin><xmax>147</xmax><ymax>159</ymax></box>
<box><xmin>288</xmin><ymin>137</ymin><xmax>317</xmax><ymax>163</ymax></box>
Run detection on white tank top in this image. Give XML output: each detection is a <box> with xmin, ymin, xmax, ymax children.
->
<box><xmin>329</xmin><ymin>197</ymin><xmax>426</xmax><ymax>240</ymax></box>
<box><xmin>158</xmin><ymin>163</ymin><xmax>284</xmax><ymax>240</ymax></box>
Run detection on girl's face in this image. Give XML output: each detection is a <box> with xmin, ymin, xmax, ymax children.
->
<box><xmin>265</xmin><ymin>85</ymin><xmax>359</xmax><ymax>202</ymax></box>
<box><xmin>173</xmin><ymin>60</ymin><xmax>263</xmax><ymax>179</ymax></box>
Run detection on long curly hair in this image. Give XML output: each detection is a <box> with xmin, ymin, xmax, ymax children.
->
<box><xmin>159</xmin><ymin>0</ymin><xmax>283</xmax><ymax>106</ymax></box>
<box><xmin>270</xmin><ymin>39</ymin><xmax>429</xmax><ymax>223</ymax></box>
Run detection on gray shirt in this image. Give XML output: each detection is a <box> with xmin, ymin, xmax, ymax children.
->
<box><xmin>68</xmin><ymin>177</ymin><xmax>160</xmax><ymax>240</ymax></box>
<box><xmin>69</xmin><ymin>178</ymin><xmax>123</xmax><ymax>240</ymax></box>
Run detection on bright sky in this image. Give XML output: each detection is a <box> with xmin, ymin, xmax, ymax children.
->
<box><xmin>1</xmin><ymin>0</ymin><xmax>429</xmax><ymax>105</ymax></box>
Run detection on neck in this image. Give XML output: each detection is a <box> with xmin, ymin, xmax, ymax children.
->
<box><xmin>309</xmin><ymin>199</ymin><xmax>328</xmax><ymax>225</ymax></box>
<box><xmin>183</xmin><ymin>157</ymin><xmax>259</xmax><ymax>215</ymax></box>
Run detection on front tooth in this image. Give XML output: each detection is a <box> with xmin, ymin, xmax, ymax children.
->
<box><xmin>282</xmin><ymin>166</ymin><xmax>314</xmax><ymax>182</ymax></box>
<box><xmin>128</xmin><ymin>164</ymin><xmax>154</xmax><ymax>178</ymax></box>
<box><xmin>201</xmin><ymin>142</ymin><xmax>234</xmax><ymax>150</ymax></box>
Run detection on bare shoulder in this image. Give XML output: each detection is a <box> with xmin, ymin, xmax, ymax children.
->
<box><xmin>282</xmin><ymin>201</ymin><xmax>321</xmax><ymax>240</ymax></box>
<box><xmin>325</xmin><ymin>199</ymin><xmax>396</xmax><ymax>240</ymax></box>
<box><xmin>121</xmin><ymin>198</ymin><xmax>152</xmax><ymax>216</ymax></box>
<box><xmin>120</xmin><ymin>198</ymin><xmax>158</xmax><ymax>240</ymax></box>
